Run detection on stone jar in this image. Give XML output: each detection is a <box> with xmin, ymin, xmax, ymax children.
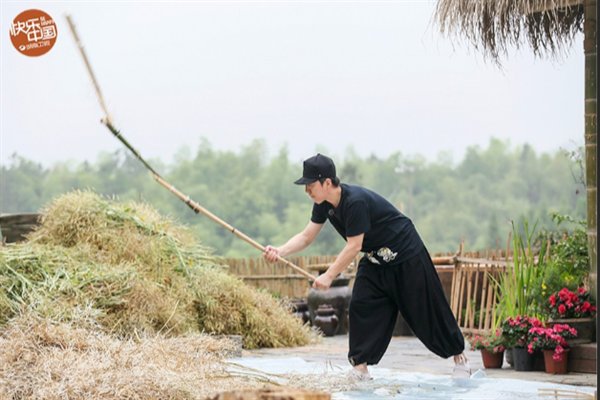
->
<box><xmin>313</xmin><ymin>304</ymin><xmax>339</xmax><ymax>337</ymax></box>
<box><xmin>307</xmin><ymin>276</ymin><xmax>352</xmax><ymax>334</ymax></box>
<box><xmin>291</xmin><ymin>298</ymin><xmax>310</xmax><ymax>325</ymax></box>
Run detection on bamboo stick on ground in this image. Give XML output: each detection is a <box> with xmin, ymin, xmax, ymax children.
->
<box><xmin>538</xmin><ymin>388</ymin><xmax>596</xmax><ymax>399</ymax></box>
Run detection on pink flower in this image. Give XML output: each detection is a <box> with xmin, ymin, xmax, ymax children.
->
<box><xmin>553</xmin><ymin>345</ymin><xmax>565</xmax><ymax>361</ymax></box>
<box><xmin>527</xmin><ymin>323</ymin><xmax>577</xmax><ymax>358</ymax></box>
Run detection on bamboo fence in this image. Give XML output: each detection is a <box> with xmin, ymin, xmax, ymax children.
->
<box><xmin>224</xmin><ymin>255</ymin><xmax>354</xmax><ymax>299</ymax></box>
<box><xmin>449</xmin><ymin>249</ymin><xmax>511</xmax><ymax>334</ymax></box>
<box><xmin>225</xmin><ymin>248</ymin><xmax>513</xmax><ymax>335</ymax></box>
<box><xmin>224</xmin><ymin>252</ymin><xmax>460</xmax><ymax>300</ymax></box>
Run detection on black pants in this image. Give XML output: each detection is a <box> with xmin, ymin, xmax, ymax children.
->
<box><xmin>348</xmin><ymin>247</ymin><xmax>464</xmax><ymax>366</ymax></box>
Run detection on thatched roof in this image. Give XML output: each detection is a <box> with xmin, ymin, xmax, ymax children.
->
<box><xmin>435</xmin><ymin>0</ymin><xmax>584</xmax><ymax>62</ymax></box>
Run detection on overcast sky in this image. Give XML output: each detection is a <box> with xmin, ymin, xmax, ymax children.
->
<box><xmin>1</xmin><ymin>1</ymin><xmax>584</xmax><ymax>168</ymax></box>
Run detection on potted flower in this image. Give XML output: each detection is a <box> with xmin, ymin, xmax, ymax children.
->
<box><xmin>527</xmin><ymin>323</ymin><xmax>578</xmax><ymax>374</ymax></box>
<box><xmin>501</xmin><ymin>316</ymin><xmax>543</xmax><ymax>371</ymax></box>
<box><xmin>468</xmin><ymin>330</ymin><xmax>506</xmax><ymax>368</ymax></box>
<box><xmin>546</xmin><ymin>287</ymin><xmax>596</xmax><ymax>343</ymax></box>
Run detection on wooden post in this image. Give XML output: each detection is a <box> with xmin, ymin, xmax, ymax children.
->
<box><xmin>584</xmin><ymin>0</ymin><xmax>597</xmax><ymax>301</ymax></box>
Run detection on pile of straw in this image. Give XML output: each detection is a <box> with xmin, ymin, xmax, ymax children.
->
<box><xmin>1</xmin><ymin>190</ymin><xmax>313</xmax><ymax>348</ymax></box>
<box><xmin>0</xmin><ymin>315</ymin><xmax>266</xmax><ymax>400</ymax></box>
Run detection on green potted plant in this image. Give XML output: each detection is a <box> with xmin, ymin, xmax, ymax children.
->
<box><xmin>491</xmin><ymin>220</ymin><xmax>548</xmax><ymax>369</ymax></box>
<box><xmin>538</xmin><ymin>213</ymin><xmax>590</xmax><ymax>296</ymax></box>
<box><xmin>501</xmin><ymin>315</ymin><xmax>543</xmax><ymax>371</ymax></box>
<box><xmin>468</xmin><ymin>330</ymin><xmax>506</xmax><ymax>368</ymax></box>
<box><xmin>493</xmin><ymin>221</ymin><xmax>549</xmax><ymax>319</ymax></box>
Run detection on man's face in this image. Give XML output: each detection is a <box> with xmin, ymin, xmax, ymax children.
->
<box><xmin>305</xmin><ymin>180</ymin><xmax>327</xmax><ymax>204</ymax></box>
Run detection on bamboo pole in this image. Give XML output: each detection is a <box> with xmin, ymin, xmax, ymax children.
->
<box><xmin>477</xmin><ymin>263</ymin><xmax>487</xmax><ymax>330</ymax></box>
<box><xmin>456</xmin><ymin>264</ymin><xmax>467</xmax><ymax>323</ymax></box>
<box><xmin>66</xmin><ymin>14</ymin><xmax>316</xmax><ymax>282</ymax></box>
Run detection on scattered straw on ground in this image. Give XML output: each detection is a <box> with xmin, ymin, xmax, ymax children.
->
<box><xmin>0</xmin><ymin>315</ymin><xmax>270</xmax><ymax>400</ymax></box>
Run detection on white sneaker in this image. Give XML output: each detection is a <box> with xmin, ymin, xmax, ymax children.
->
<box><xmin>452</xmin><ymin>360</ymin><xmax>471</xmax><ymax>379</ymax></box>
<box><xmin>347</xmin><ymin>368</ymin><xmax>373</xmax><ymax>382</ymax></box>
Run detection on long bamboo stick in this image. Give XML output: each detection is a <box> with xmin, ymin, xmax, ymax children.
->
<box><xmin>65</xmin><ymin>14</ymin><xmax>316</xmax><ymax>281</ymax></box>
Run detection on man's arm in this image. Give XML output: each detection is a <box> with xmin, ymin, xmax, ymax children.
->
<box><xmin>263</xmin><ymin>221</ymin><xmax>323</xmax><ymax>262</ymax></box>
<box><xmin>313</xmin><ymin>233</ymin><xmax>363</xmax><ymax>289</ymax></box>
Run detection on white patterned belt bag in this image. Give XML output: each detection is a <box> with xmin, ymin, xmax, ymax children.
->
<box><xmin>364</xmin><ymin>247</ymin><xmax>398</xmax><ymax>265</ymax></box>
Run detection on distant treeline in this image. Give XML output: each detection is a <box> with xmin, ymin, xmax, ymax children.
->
<box><xmin>0</xmin><ymin>138</ymin><xmax>586</xmax><ymax>257</ymax></box>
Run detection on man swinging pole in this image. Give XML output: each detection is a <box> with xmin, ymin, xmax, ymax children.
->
<box><xmin>264</xmin><ymin>154</ymin><xmax>470</xmax><ymax>380</ymax></box>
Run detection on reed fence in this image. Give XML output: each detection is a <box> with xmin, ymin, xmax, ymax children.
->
<box><xmin>224</xmin><ymin>252</ymin><xmax>459</xmax><ymax>300</ymax></box>
<box><xmin>225</xmin><ymin>247</ymin><xmax>514</xmax><ymax>335</ymax></box>
<box><xmin>450</xmin><ymin>255</ymin><xmax>509</xmax><ymax>334</ymax></box>
<box><xmin>224</xmin><ymin>255</ymin><xmax>352</xmax><ymax>299</ymax></box>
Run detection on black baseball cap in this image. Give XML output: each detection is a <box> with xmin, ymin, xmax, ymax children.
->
<box><xmin>294</xmin><ymin>153</ymin><xmax>337</xmax><ymax>185</ymax></box>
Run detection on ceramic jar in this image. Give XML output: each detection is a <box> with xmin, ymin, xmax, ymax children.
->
<box><xmin>313</xmin><ymin>304</ymin><xmax>339</xmax><ymax>336</ymax></box>
<box><xmin>307</xmin><ymin>276</ymin><xmax>352</xmax><ymax>334</ymax></box>
<box><xmin>291</xmin><ymin>298</ymin><xmax>310</xmax><ymax>325</ymax></box>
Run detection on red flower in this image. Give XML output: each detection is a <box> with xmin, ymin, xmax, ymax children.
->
<box><xmin>546</xmin><ymin>287</ymin><xmax>596</xmax><ymax>319</ymax></box>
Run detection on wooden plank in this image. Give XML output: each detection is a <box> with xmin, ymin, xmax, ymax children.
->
<box><xmin>470</xmin><ymin>263</ymin><xmax>480</xmax><ymax>329</ymax></box>
<box><xmin>0</xmin><ymin>213</ymin><xmax>41</xmax><ymax>225</ymax></box>
<box><xmin>465</xmin><ymin>268</ymin><xmax>474</xmax><ymax>329</ymax></box>
<box><xmin>483</xmin><ymin>272</ymin><xmax>494</xmax><ymax>331</ymax></box>
<box><xmin>457</xmin><ymin>266</ymin><xmax>467</xmax><ymax>325</ymax></box>
<box><xmin>450</xmin><ymin>264</ymin><xmax>458</xmax><ymax>314</ymax></box>
<box><xmin>431</xmin><ymin>256</ymin><xmax>455</xmax><ymax>265</ymax></box>
<box><xmin>460</xmin><ymin>327</ymin><xmax>487</xmax><ymax>335</ymax></box>
<box><xmin>479</xmin><ymin>268</ymin><xmax>489</xmax><ymax>330</ymax></box>
<box><xmin>456</xmin><ymin>257</ymin><xmax>507</xmax><ymax>266</ymax></box>
<box><xmin>211</xmin><ymin>388</ymin><xmax>331</xmax><ymax>400</ymax></box>
<box><xmin>451</xmin><ymin>264</ymin><xmax>463</xmax><ymax>318</ymax></box>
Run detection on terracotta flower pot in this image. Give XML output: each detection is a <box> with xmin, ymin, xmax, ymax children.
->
<box><xmin>543</xmin><ymin>349</ymin><xmax>570</xmax><ymax>374</ymax></box>
<box><xmin>480</xmin><ymin>349</ymin><xmax>504</xmax><ymax>369</ymax></box>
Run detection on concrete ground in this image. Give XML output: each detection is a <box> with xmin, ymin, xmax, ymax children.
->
<box><xmin>243</xmin><ymin>335</ymin><xmax>597</xmax><ymax>393</ymax></box>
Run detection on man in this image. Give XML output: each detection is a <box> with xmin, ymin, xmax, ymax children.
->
<box><xmin>263</xmin><ymin>153</ymin><xmax>469</xmax><ymax>380</ymax></box>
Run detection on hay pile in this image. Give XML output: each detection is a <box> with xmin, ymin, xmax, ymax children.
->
<box><xmin>0</xmin><ymin>315</ymin><xmax>267</xmax><ymax>400</ymax></box>
<box><xmin>0</xmin><ymin>190</ymin><xmax>313</xmax><ymax>348</ymax></box>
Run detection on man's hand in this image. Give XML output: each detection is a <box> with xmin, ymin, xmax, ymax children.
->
<box><xmin>312</xmin><ymin>271</ymin><xmax>334</xmax><ymax>290</ymax></box>
<box><xmin>263</xmin><ymin>245</ymin><xmax>280</xmax><ymax>263</ymax></box>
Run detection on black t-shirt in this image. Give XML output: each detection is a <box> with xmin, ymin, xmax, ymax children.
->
<box><xmin>311</xmin><ymin>183</ymin><xmax>424</xmax><ymax>264</ymax></box>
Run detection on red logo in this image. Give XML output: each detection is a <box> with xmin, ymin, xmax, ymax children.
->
<box><xmin>10</xmin><ymin>9</ymin><xmax>58</xmax><ymax>57</ymax></box>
